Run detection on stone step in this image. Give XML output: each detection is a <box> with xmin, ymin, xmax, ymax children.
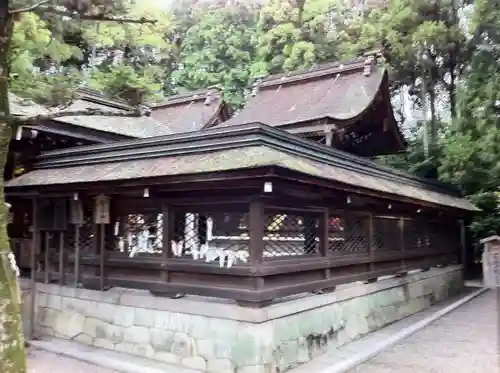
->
<box><xmin>29</xmin><ymin>337</ymin><xmax>199</xmax><ymax>373</ymax></box>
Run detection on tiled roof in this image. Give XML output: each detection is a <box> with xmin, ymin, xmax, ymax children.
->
<box><xmin>9</xmin><ymin>91</ymin><xmax>171</xmax><ymax>139</ymax></box>
<box><xmin>6</xmin><ymin>123</ymin><xmax>476</xmax><ymax>212</ymax></box>
<box><xmin>54</xmin><ymin>98</ymin><xmax>171</xmax><ymax>138</ymax></box>
<box><xmin>150</xmin><ymin>88</ymin><xmax>226</xmax><ymax>134</ymax></box>
<box><xmin>221</xmin><ymin>57</ymin><xmax>389</xmax><ymax>128</ymax></box>
<box><xmin>10</xmin><ymin>93</ymin><xmax>50</xmax><ymax>117</ymax></box>
<box><xmin>6</xmin><ymin>145</ymin><xmax>476</xmax><ymax>211</ymax></box>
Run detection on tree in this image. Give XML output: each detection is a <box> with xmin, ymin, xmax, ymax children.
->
<box><xmin>81</xmin><ymin>5</ymin><xmax>176</xmax><ymax>102</ymax></box>
<box><xmin>439</xmin><ymin>0</ymin><xmax>500</xmax><ymax>240</ymax></box>
<box><xmin>342</xmin><ymin>0</ymin><xmax>473</xmax><ymax>154</ymax></box>
<box><xmin>0</xmin><ymin>2</ymin><xmax>154</xmax><ymax>372</ymax></box>
<box><xmin>172</xmin><ymin>4</ymin><xmax>258</xmax><ymax>108</ymax></box>
<box><xmin>251</xmin><ymin>0</ymin><xmax>343</xmax><ymax>76</ymax></box>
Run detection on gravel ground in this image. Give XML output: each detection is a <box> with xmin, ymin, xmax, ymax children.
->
<box><xmin>350</xmin><ymin>290</ymin><xmax>500</xmax><ymax>373</ymax></box>
<box><xmin>27</xmin><ymin>348</ymin><xmax>120</xmax><ymax>373</ymax></box>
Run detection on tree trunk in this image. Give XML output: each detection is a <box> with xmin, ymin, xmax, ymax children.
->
<box><xmin>449</xmin><ymin>66</ymin><xmax>457</xmax><ymax>120</ymax></box>
<box><xmin>448</xmin><ymin>1</ymin><xmax>459</xmax><ymax>121</ymax></box>
<box><xmin>0</xmin><ymin>2</ymin><xmax>27</xmax><ymax>372</ymax></box>
<box><xmin>428</xmin><ymin>87</ymin><xmax>438</xmax><ymax>151</ymax></box>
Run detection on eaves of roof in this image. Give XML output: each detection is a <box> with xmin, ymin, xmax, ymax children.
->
<box><xmin>13</xmin><ymin>122</ymin><xmax>461</xmax><ymax>198</ymax></box>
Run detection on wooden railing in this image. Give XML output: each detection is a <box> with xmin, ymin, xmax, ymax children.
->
<box><xmin>16</xmin><ymin>199</ymin><xmax>461</xmax><ymax>307</ymax></box>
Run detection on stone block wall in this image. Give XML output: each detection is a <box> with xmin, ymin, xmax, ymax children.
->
<box><xmin>26</xmin><ymin>266</ymin><xmax>462</xmax><ymax>373</ymax></box>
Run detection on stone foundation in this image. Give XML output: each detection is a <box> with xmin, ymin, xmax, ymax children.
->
<box><xmin>21</xmin><ymin>266</ymin><xmax>463</xmax><ymax>373</ymax></box>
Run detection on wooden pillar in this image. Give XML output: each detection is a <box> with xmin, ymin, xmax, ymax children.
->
<box><xmin>399</xmin><ymin>218</ymin><xmax>406</xmax><ymax>271</ymax></box>
<box><xmin>367</xmin><ymin>214</ymin><xmax>374</xmax><ymax>272</ymax></box>
<box><xmin>74</xmin><ymin>224</ymin><xmax>80</xmax><ymax>287</ymax></box>
<box><xmin>249</xmin><ymin>200</ymin><xmax>264</xmax><ymax>266</ymax></box>
<box><xmin>161</xmin><ymin>205</ymin><xmax>173</xmax><ymax>282</ymax></box>
<box><xmin>319</xmin><ymin>208</ymin><xmax>329</xmax><ymax>256</ymax></box>
<box><xmin>459</xmin><ymin>219</ymin><xmax>468</xmax><ymax>276</ymax></box>
<box><xmin>99</xmin><ymin>224</ymin><xmax>105</xmax><ymax>290</ymax></box>
<box><xmin>319</xmin><ymin>208</ymin><xmax>331</xmax><ymax>280</ymax></box>
<box><xmin>58</xmin><ymin>231</ymin><xmax>65</xmax><ymax>285</ymax></box>
<box><xmin>44</xmin><ymin>232</ymin><xmax>50</xmax><ymax>283</ymax></box>
<box><xmin>365</xmin><ymin>214</ymin><xmax>378</xmax><ymax>284</ymax></box>
<box><xmin>92</xmin><ymin>221</ymin><xmax>98</xmax><ymax>277</ymax></box>
<box><xmin>29</xmin><ymin>198</ymin><xmax>39</xmax><ymax>340</ymax></box>
<box><xmin>70</xmin><ymin>197</ymin><xmax>83</xmax><ymax>287</ymax></box>
<box><xmin>249</xmin><ymin>199</ymin><xmax>264</xmax><ymax>292</ymax></box>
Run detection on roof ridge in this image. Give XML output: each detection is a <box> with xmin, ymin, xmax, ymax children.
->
<box><xmin>153</xmin><ymin>87</ymin><xmax>222</xmax><ymax>108</ymax></box>
<box><xmin>76</xmin><ymin>88</ymin><xmax>143</xmax><ymax>112</ymax></box>
<box><xmin>257</xmin><ymin>56</ymin><xmax>371</xmax><ymax>88</ymax></box>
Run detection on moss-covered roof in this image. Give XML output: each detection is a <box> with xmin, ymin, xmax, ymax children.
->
<box><xmin>6</xmin><ymin>143</ymin><xmax>476</xmax><ymax>212</ymax></box>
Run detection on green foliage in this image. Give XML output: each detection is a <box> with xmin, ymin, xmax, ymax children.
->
<box><xmin>251</xmin><ymin>0</ymin><xmax>342</xmax><ymax>76</ymax></box>
<box><xmin>439</xmin><ymin>0</ymin><xmax>500</xmax><ymax>241</ymax></box>
<box><xmin>87</xmin><ymin>64</ymin><xmax>163</xmax><ymax>104</ymax></box>
<box><xmin>8</xmin><ymin>13</ymin><xmax>83</xmax><ymax>106</ymax></box>
<box><xmin>172</xmin><ymin>5</ymin><xmax>258</xmax><ymax>108</ymax></box>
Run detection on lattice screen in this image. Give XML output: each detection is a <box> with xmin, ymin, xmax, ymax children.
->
<box><xmin>373</xmin><ymin>217</ymin><xmax>401</xmax><ymax>253</ymax></box>
<box><xmin>113</xmin><ymin>213</ymin><xmax>163</xmax><ymax>257</ymax></box>
<box><xmin>404</xmin><ymin>219</ymin><xmax>429</xmax><ymax>251</ymax></box>
<box><xmin>328</xmin><ymin>214</ymin><xmax>369</xmax><ymax>254</ymax></box>
<box><xmin>263</xmin><ymin>211</ymin><xmax>319</xmax><ymax>258</ymax></box>
<box><xmin>171</xmin><ymin>208</ymin><xmax>250</xmax><ymax>267</ymax></box>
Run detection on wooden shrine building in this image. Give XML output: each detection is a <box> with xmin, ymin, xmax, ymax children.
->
<box><xmin>7</xmin><ymin>87</ymin><xmax>231</xmax><ymax>180</ymax></box>
<box><xmin>150</xmin><ymin>88</ymin><xmax>232</xmax><ymax>134</ymax></box>
<box><xmin>5</xmin><ymin>123</ymin><xmax>477</xmax><ymax>307</ymax></box>
<box><xmin>220</xmin><ymin>55</ymin><xmax>406</xmax><ymax>158</ymax></box>
<box><xmin>7</xmin><ymin>88</ymin><xmax>230</xmax><ymax>271</ymax></box>
<box><xmin>6</xmin><ymin>88</ymin><xmax>170</xmax><ymax>180</ymax></box>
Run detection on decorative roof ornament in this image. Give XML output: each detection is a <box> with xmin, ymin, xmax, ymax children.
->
<box><xmin>251</xmin><ymin>77</ymin><xmax>265</xmax><ymax>97</ymax></box>
<box><xmin>363</xmin><ymin>56</ymin><xmax>375</xmax><ymax>77</ymax></box>
<box><xmin>204</xmin><ymin>90</ymin><xmax>214</xmax><ymax>106</ymax></box>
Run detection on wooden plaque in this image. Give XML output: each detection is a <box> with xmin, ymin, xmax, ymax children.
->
<box><xmin>70</xmin><ymin>199</ymin><xmax>84</xmax><ymax>225</ymax></box>
<box><xmin>94</xmin><ymin>194</ymin><xmax>110</xmax><ymax>225</ymax></box>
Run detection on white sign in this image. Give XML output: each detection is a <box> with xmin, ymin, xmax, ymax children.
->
<box><xmin>70</xmin><ymin>199</ymin><xmax>84</xmax><ymax>225</ymax></box>
<box><xmin>490</xmin><ymin>245</ymin><xmax>500</xmax><ymax>287</ymax></box>
<box><xmin>94</xmin><ymin>194</ymin><xmax>110</xmax><ymax>224</ymax></box>
<box><xmin>482</xmin><ymin>240</ymin><xmax>500</xmax><ymax>288</ymax></box>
